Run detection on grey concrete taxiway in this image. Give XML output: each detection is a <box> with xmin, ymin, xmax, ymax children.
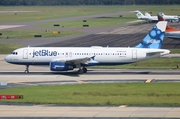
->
<box><xmin>1</xmin><ymin>54</ymin><xmax>180</xmax><ymax>87</ymax></box>
<box><xmin>0</xmin><ymin>105</ymin><xmax>180</xmax><ymax>118</ymax></box>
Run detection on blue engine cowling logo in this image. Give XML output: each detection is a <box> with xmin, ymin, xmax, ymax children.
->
<box><xmin>50</xmin><ymin>62</ymin><xmax>73</xmax><ymax>71</ymax></box>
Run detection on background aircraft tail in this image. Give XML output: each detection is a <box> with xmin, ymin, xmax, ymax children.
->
<box><xmin>157</xmin><ymin>13</ymin><xmax>179</xmax><ymax>32</ymax></box>
<box><xmin>157</xmin><ymin>12</ymin><xmax>165</xmax><ymax>21</ymax></box>
<box><xmin>145</xmin><ymin>12</ymin><xmax>151</xmax><ymax>17</ymax></box>
<box><xmin>134</xmin><ymin>10</ymin><xmax>145</xmax><ymax>19</ymax></box>
<box><xmin>135</xmin><ymin>21</ymin><xmax>167</xmax><ymax>49</ymax></box>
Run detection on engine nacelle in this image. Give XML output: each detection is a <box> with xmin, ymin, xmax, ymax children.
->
<box><xmin>50</xmin><ymin>62</ymin><xmax>73</xmax><ymax>71</ymax></box>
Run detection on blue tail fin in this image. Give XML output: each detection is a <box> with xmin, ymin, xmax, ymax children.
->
<box><xmin>135</xmin><ymin>21</ymin><xmax>167</xmax><ymax>49</ymax></box>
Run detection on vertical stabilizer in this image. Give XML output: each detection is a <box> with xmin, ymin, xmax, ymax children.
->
<box><xmin>135</xmin><ymin>21</ymin><xmax>167</xmax><ymax>49</ymax></box>
<box><xmin>145</xmin><ymin>12</ymin><xmax>151</xmax><ymax>17</ymax></box>
<box><xmin>134</xmin><ymin>10</ymin><xmax>144</xmax><ymax>19</ymax></box>
<box><xmin>157</xmin><ymin>12</ymin><xmax>165</xmax><ymax>21</ymax></box>
<box><xmin>157</xmin><ymin>13</ymin><xmax>179</xmax><ymax>32</ymax></box>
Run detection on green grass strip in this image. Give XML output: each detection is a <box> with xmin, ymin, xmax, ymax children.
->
<box><xmin>1</xmin><ymin>83</ymin><xmax>180</xmax><ymax>106</ymax></box>
<box><xmin>170</xmin><ymin>49</ymin><xmax>180</xmax><ymax>54</ymax></box>
<box><xmin>0</xmin><ymin>30</ymin><xmax>84</xmax><ymax>39</ymax></box>
<box><xmin>0</xmin><ymin>42</ymin><xmax>22</xmax><ymax>54</ymax></box>
<box><xmin>0</xmin><ymin>6</ymin><xmax>129</xmax><ymax>22</ymax></box>
<box><xmin>1</xmin><ymin>6</ymin><xmax>180</xmax><ymax>22</ymax></box>
<box><xmin>38</xmin><ymin>14</ymin><xmax>136</xmax><ymax>28</ymax></box>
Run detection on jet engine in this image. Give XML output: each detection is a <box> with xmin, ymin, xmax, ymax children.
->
<box><xmin>50</xmin><ymin>62</ymin><xmax>74</xmax><ymax>71</ymax></box>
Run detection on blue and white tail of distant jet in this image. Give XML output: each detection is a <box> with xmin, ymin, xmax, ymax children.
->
<box><xmin>135</xmin><ymin>21</ymin><xmax>165</xmax><ymax>49</ymax></box>
<box><xmin>5</xmin><ymin>21</ymin><xmax>169</xmax><ymax>74</ymax></box>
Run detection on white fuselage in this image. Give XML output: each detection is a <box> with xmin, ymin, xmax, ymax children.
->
<box><xmin>143</xmin><ymin>14</ymin><xmax>179</xmax><ymax>22</ymax></box>
<box><xmin>5</xmin><ymin>47</ymin><xmax>170</xmax><ymax>66</ymax></box>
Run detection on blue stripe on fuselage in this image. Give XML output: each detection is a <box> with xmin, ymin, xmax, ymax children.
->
<box><xmin>7</xmin><ymin>62</ymin><xmax>134</xmax><ymax>66</ymax></box>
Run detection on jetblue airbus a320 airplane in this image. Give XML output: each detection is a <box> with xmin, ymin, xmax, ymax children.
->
<box><xmin>5</xmin><ymin>21</ymin><xmax>170</xmax><ymax>74</ymax></box>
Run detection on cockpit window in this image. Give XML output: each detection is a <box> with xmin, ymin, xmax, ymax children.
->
<box><xmin>12</xmin><ymin>52</ymin><xmax>18</xmax><ymax>55</ymax></box>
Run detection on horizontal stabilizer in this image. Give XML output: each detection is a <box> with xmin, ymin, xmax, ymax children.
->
<box><xmin>147</xmin><ymin>49</ymin><xmax>170</xmax><ymax>56</ymax></box>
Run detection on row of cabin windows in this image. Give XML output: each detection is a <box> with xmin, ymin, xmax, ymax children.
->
<box><xmin>63</xmin><ymin>53</ymin><xmax>126</xmax><ymax>55</ymax></box>
<box><xmin>29</xmin><ymin>52</ymin><xmax>126</xmax><ymax>56</ymax></box>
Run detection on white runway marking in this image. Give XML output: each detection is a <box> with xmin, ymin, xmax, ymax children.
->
<box><xmin>0</xmin><ymin>25</ymin><xmax>25</xmax><ymax>30</ymax></box>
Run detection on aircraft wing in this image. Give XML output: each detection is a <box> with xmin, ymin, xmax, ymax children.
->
<box><xmin>51</xmin><ymin>56</ymin><xmax>95</xmax><ymax>65</ymax></box>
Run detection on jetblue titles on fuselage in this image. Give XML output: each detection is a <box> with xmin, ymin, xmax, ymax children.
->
<box><xmin>33</xmin><ymin>49</ymin><xmax>57</xmax><ymax>58</ymax></box>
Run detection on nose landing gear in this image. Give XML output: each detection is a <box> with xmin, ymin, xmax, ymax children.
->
<box><xmin>25</xmin><ymin>65</ymin><xmax>29</xmax><ymax>73</ymax></box>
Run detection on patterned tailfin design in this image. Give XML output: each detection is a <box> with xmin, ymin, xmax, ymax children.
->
<box><xmin>135</xmin><ymin>21</ymin><xmax>167</xmax><ymax>49</ymax></box>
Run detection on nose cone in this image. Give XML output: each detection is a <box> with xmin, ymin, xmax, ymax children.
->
<box><xmin>4</xmin><ymin>55</ymin><xmax>11</xmax><ymax>63</ymax></box>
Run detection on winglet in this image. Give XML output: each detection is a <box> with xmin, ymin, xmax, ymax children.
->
<box><xmin>135</xmin><ymin>21</ymin><xmax>167</xmax><ymax>49</ymax></box>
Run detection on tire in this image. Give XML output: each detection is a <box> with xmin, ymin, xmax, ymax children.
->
<box><xmin>82</xmin><ymin>68</ymin><xmax>87</xmax><ymax>73</ymax></box>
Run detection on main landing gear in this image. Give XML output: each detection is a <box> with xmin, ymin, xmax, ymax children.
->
<box><xmin>25</xmin><ymin>65</ymin><xmax>29</xmax><ymax>73</ymax></box>
<box><xmin>78</xmin><ymin>67</ymin><xmax>87</xmax><ymax>74</ymax></box>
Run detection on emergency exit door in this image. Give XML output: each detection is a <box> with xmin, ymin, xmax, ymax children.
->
<box><xmin>132</xmin><ymin>49</ymin><xmax>137</xmax><ymax>59</ymax></box>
